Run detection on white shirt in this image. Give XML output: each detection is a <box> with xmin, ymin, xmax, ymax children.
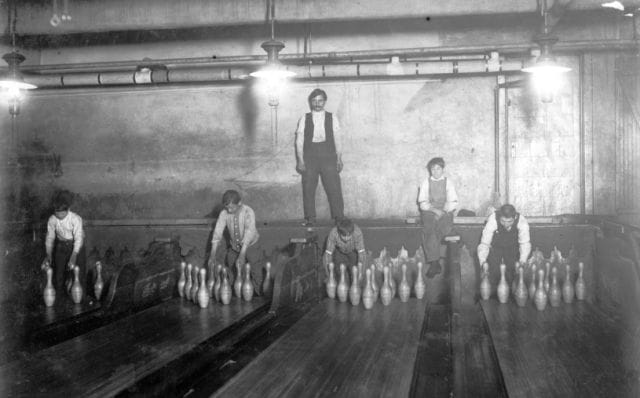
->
<box><xmin>477</xmin><ymin>212</ymin><xmax>531</xmax><ymax>265</ymax></box>
<box><xmin>417</xmin><ymin>175</ymin><xmax>459</xmax><ymax>213</ymax></box>
<box><xmin>295</xmin><ymin>111</ymin><xmax>342</xmax><ymax>143</ymax></box>
<box><xmin>45</xmin><ymin>211</ymin><xmax>84</xmax><ymax>254</ymax></box>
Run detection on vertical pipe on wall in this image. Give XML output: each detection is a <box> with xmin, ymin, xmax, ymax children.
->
<box><xmin>504</xmin><ymin>86</ymin><xmax>510</xmax><ymax>204</ymax></box>
<box><xmin>494</xmin><ymin>84</ymin><xmax>500</xmax><ymax>198</ymax></box>
<box><xmin>579</xmin><ymin>53</ymin><xmax>586</xmax><ymax>214</ymax></box>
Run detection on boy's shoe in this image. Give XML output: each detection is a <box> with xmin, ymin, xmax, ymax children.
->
<box><xmin>426</xmin><ymin>260</ymin><xmax>442</xmax><ymax>279</ymax></box>
<box><xmin>302</xmin><ymin>218</ymin><xmax>316</xmax><ymax>227</ymax></box>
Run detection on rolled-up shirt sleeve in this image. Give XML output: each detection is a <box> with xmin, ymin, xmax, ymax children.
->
<box><xmin>325</xmin><ymin>228</ymin><xmax>337</xmax><ymax>254</ymax></box>
<box><xmin>295</xmin><ymin>116</ymin><xmax>305</xmax><ymax>162</ymax></box>
<box><xmin>517</xmin><ymin>215</ymin><xmax>532</xmax><ymax>263</ymax></box>
<box><xmin>211</xmin><ymin>211</ymin><xmax>228</xmax><ymax>248</ymax></box>
<box><xmin>417</xmin><ymin>177</ymin><xmax>429</xmax><ymax>210</ymax></box>
<box><xmin>72</xmin><ymin>215</ymin><xmax>84</xmax><ymax>254</ymax></box>
<box><xmin>354</xmin><ymin>227</ymin><xmax>365</xmax><ymax>253</ymax></box>
<box><xmin>333</xmin><ymin>114</ymin><xmax>343</xmax><ymax>158</ymax></box>
<box><xmin>477</xmin><ymin>213</ymin><xmax>497</xmax><ymax>264</ymax></box>
<box><xmin>45</xmin><ymin>216</ymin><xmax>56</xmax><ymax>254</ymax></box>
<box><xmin>242</xmin><ymin>207</ymin><xmax>259</xmax><ymax>247</ymax></box>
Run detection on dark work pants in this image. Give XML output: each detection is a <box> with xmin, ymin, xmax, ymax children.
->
<box><xmin>486</xmin><ymin>245</ymin><xmax>519</xmax><ymax>289</ymax></box>
<box><xmin>421</xmin><ymin>210</ymin><xmax>453</xmax><ymax>263</ymax></box>
<box><xmin>223</xmin><ymin>245</ymin><xmax>263</xmax><ymax>295</ymax></box>
<box><xmin>302</xmin><ymin>142</ymin><xmax>344</xmax><ymax>220</ymax></box>
<box><xmin>53</xmin><ymin>240</ymin><xmax>86</xmax><ymax>296</ymax></box>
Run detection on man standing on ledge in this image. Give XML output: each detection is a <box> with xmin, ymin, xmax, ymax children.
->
<box><xmin>295</xmin><ymin>88</ymin><xmax>345</xmax><ymax>227</ymax></box>
<box><xmin>477</xmin><ymin>203</ymin><xmax>531</xmax><ymax>287</ymax></box>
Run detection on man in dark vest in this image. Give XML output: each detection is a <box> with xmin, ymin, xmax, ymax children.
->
<box><xmin>295</xmin><ymin>88</ymin><xmax>345</xmax><ymax>226</ymax></box>
<box><xmin>477</xmin><ymin>203</ymin><xmax>531</xmax><ymax>287</ymax></box>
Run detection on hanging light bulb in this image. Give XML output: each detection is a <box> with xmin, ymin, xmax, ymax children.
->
<box><xmin>521</xmin><ymin>0</ymin><xmax>570</xmax><ymax>103</ymax></box>
<box><xmin>250</xmin><ymin>0</ymin><xmax>295</xmax><ymax>106</ymax></box>
<box><xmin>1</xmin><ymin>1</ymin><xmax>37</xmax><ymax>115</ymax></box>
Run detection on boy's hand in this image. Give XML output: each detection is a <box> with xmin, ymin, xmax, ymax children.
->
<box><xmin>41</xmin><ymin>258</ymin><xmax>50</xmax><ymax>270</ymax></box>
<box><xmin>236</xmin><ymin>256</ymin><xmax>246</xmax><ymax>268</ymax></box>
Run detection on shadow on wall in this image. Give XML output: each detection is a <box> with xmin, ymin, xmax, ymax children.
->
<box><xmin>238</xmin><ymin>80</ymin><xmax>259</xmax><ymax>153</ymax></box>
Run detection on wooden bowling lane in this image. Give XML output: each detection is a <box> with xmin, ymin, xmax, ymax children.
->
<box><xmin>0</xmin><ymin>297</ymin><xmax>268</xmax><ymax>397</ymax></box>
<box><xmin>481</xmin><ymin>300</ymin><xmax>640</xmax><ymax>398</ymax></box>
<box><xmin>214</xmin><ymin>298</ymin><xmax>436</xmax><ymax>398</ymax></box>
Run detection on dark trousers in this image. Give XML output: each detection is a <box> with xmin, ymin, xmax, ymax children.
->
<box><xmin>421</xmin><ymin>210</ymin><xmax>453</xmax><ymax>263</ymax></box>
<box><xmin>222</xmin><ymin>245</ymin><xmax>263</xmax><ymax>294</ymax></box>
<box><xmin>330</xmin><ymin>250</ymin><xmax>359</xmax><ymax>284</ymax></box>
<box><xmin>486</xmin><ymin>245</ymin><xmax>519</xmax><ymax>288</ymax></box>
<box><xmin>302</xmin><ymin>143</ymin><xmax>344</xmax><ymax>220</ymax></box>
<box><xmin>53</xmin><ymin>240</ymin><xmax>86</xmax><ymax>296</ymax></box>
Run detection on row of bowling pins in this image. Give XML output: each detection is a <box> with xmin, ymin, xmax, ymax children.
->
<box><xmin>43</xmin><ymin>261</ymin><xmax>105</xmax><ymax>307</ymax></box>
<box><xmin>481</xmin><ymin>262</ymin><xmax>586</xmax><ymax>310</ymax></box>
<box><xmin>177</xmin><ymin>261</ymin><xmax>272</xmax><ymax>309</ymax></box>
<box><xmin>326</xmin><ymin>261</ymin><xmax>426</xmax><ymax>309</ymax></box>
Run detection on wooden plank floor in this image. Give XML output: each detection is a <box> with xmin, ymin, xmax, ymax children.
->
<box><xmin>481</xmin><ymin>300</ymin><xmax>640</xmax><ymax>398</ymax></box>
<box><xmin>214</xmin><ymin>298</ymin><xmax>430</xmax><ymax>398</ymax></box>
<box><xmin>0</xmin><ymin>297</ymin><xmax>267</xmax><ymax>398</ymax></box>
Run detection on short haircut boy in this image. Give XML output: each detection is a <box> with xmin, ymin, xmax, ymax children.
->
<box><xmin>222</xmin><ymin>190</ymin><xmax>241</xmax><ymax>206</ymax></box>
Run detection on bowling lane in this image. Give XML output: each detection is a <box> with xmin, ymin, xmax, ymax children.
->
<box><xmin>0</xmin><ymin>297</ymin><xmax>268</xmax><ymax>397</ymax></box>
<box><xmin>214</xmin><ymin>298</ymin><xmax>430</xmax><ymax>398</ymax></box>
<box><xmin>481</xmin><ymin>300</ymin><xmax>640</xmax><ymax>398</ymax></box>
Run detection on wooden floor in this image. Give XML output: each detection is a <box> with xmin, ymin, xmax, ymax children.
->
<box><xmin>214</xmin><ymin>298</ymin><xmax>433</xmax><ymax>398</ymax></box>
<box><xmin>0</xmin><ymin>297</ymin><xmax>267</xmax><ymax>397</ymax></box>
<box><xmin>481</xmin><ymin>300</ymin><xmax>640</xmax><ymax>398</ymax></box>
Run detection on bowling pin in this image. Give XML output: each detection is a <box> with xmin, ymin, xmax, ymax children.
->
<box><xmin>326</xmin><ymin>262</ymin><xmax>337</xmax><ymax>299</ymax></box>
<box><xmin>234</xmin><ymin>263</ymin><xmax>243</xmax><ymax>298</ymax></box>
<box><xmin>414</xmin><ymin>262</ymin><xmax>426</xmax><ymax>300</ymax></box>
<box><xmin>480</xmin><ymin>263</ymin><xmax>491</xmax><ymax>301</ymax></box>
<box><xmin>528</xmin><ymin>264</ymin><xmax>537</xmax><ymax>300</ymax></box>
<box><xmin>197</xmin><ymin>268</ymin><xmax>210</xmax><ymax>308</ymax></box>
<box><xmin>43</xmin><ymin>266</ymin><xmax>56</xmax><ymax>307</ymax></box>
<box><xmin>207</xmin><ymin>264</ymin><xmax>215</xmax><ymax>298</ymax></box>
<box><xmin>514</xmin><ymin>266</ymin><xmax>527</xmax><ymax>307</ymax></box>
<box><xmin>349</xmin><ymin>266</ymin><xmax>361</xmax><ymax>306</ymax></box>
<box><xmin>184</xmin><ymin>263</ymin><xmax>193</xmax><ymax>300</ymax></box>
<box><xmin>336</xmin><ymin>264</ymin><xmax>349</xmax><ymax>303</ymax></box>
<box><xmin>575</xmin><ymin>262</ymin><xmax>586</xmax><ymax>301</ymax></box>
<box><xmin>380</xmin><ymin>266</ymin><xmax>393</xmax><ymax>306</ymax></box>
<box><xmin>534</xmin><ymin>269</ymin><xmax>547</xmax><ymax>311</ymax></box>
<box><xmin>191</xmin><ymin>266</ymin><xmax>201</xmax><ymax>302</ymax></box>
<box><xmin>549</xmin><ymin>267</ymin><xmax>561</xmax><ymax>307</ymax></box>
<box><xmin>177</xmin><ymin>261</ymin><xmax>186</xmax><ymax>298</ymax></box>
<box><xmin>544</xmin><ymin>262</ymin><xmax>551</xmax><ymax>293</ymax></box>
<box><xmin>398</xmin><ymin>264</ymin><xmax>410</xmax><ymax>303</ymax></box>
<box><xmin>71</xmin><ymin>265</ymin><xmax>83</xmax><ymax>304</ymax></box>
<box><xmin>362</xmin><ymin>269</ymin><xmax>374</xmax><ymax>310</ymax></box>
<box><xmin>357</xmin><ymin>262</ymin><xmax>364</xmax><ymax>285</ymax></box>
<box><xmin>220</xmin><ymin>268</ymin><xmax>232</xmax><ymax>305</ymax></box>
<box><xmin>562</xmin><ymin>263</ymin><xmax>574</xmax><ymax>304</ymax></box>
<box><xmin>214</xmin><ymin>264</ymin><xmax>223</xmax><ymax>302</ymax></box>
<box><xmin>370</xmin><ymin>265</ymin><xmax>379</xmax><ymax>302</ymax></box>
<box><xmin>94</xmin><ymin>261</ymin><xmax>104</xmax><ymax>301</ymax></box>
<box><xmin>388</xmin><ymin>267</ymin><xmax>397</xmax><ymax>299</ymax></box>
<box><xmin>262</xmin><ymin>262</ymin><xmax>272</xmax><ymax>297</ymax></box>
<box><xmin>242</xmin><ymin>263</ymin><xmax>254</xmax><ymax>302</ymax></box>
<box><xmin>497</xmin><ymin>263</ymin><xmax>509</xmax><ymax>304</ymax></box>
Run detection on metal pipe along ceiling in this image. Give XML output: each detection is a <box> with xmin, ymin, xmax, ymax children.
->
<box><xmin>25</xmin><ymin>58</ymin><xmax>525</xmax><ymax>88</ymax></box>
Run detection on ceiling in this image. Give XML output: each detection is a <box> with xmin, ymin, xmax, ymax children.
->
<box><xmin>2</xmin><ymin>0</ymin><xmax>639</xmax><ymax>50</ymax></box>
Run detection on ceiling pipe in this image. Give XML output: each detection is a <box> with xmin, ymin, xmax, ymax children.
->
<box><xmin>25</xmin><ymin>57</ymin><xmax>525</xmax><ymax>88</ymax></box>
<box><xmin>17</xmin><ymin>38</ymin><xmax>640</xmax><ymax>76</ymax></box>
